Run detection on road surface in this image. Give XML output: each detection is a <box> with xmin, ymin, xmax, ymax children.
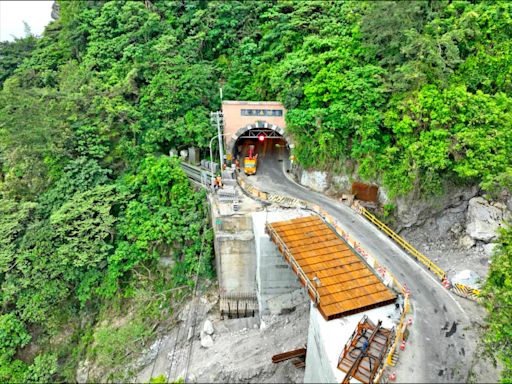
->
<box><xmin>247</xmin><ymin>147</ymin><xmax>479</xmax><ymax>383</ymax></box>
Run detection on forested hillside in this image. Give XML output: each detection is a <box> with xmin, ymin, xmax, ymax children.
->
<box><xmin>0</xmin><ymin>1</ymin><xmax>511</xmax><ymax>382</ymax></box>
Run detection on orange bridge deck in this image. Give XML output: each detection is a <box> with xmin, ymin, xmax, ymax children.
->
<box><xmin>265</xmin><ymin>215</ymin><xmax>397</xmax><ymax>320</ymax></box>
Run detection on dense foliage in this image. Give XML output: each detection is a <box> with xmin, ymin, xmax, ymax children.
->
<box><xmin>482</xmin><ymin>225</ymin><xmax>512</xmax><ymax>382</ymax></box>
<box><xmin>0</xmin><ymin>0</ymin><xmax>511</xmax><ymax>381</ymax></box>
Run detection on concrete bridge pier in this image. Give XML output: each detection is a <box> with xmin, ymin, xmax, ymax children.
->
<box><xmin>252</xmin><ymin>211</ymin><xmax>304</xmax><ymax>316</ymax></box>
<box><xmin>210</xmin><ymin>190</ymin><xmax>309</xmax><ymax>317</ymax></box>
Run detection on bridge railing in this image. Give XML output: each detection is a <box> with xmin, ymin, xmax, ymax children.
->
<box><xmin>265</xmin><ymin>222</ymin><xmax>321</xmax><ymax>305</ymax></box>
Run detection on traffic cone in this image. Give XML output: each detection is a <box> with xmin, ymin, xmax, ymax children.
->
<box><xmin>442</xmin><ymin>276</ymin><xmax>451</xmax><ymax>289</ymax></box>
<box><xmin>389</xmin><ymin>371</ymin><xmax>397</xmax><ymax>381</ymax></box>
<box><xmin>399</xmin><ymin>339</ymin><xmax>406</xmax><ymax>351</ymax></box>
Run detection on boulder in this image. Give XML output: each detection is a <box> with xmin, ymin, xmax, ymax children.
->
<box><xmin>200</xmin><ymin>331</ymin><xmax>214</xmax><ymax>348</ymax></box>
<box><xmin>451</xmin><ymin>269</ymin><xmax>482</xmax><ymax>290</ymax></box>
<box><xmin>466</xmin><ymin>197</ymin><xmax>505</xmax><ymax>242</ymax></box>
<box><xmin>203</xmin><ymin>319</ymin><xmax>214</xmax><ymax>335</ymax></box>
<box><xmin>436</xmin><ymin>212</ymin><xmax>465</xmax><ymax>238</ymax></box>
<box><xmin>450</xmin><ymin>222</ymin><xmax>463</xmax><ymax>234</ymax></box>
<box><xmin>458</xmin><ymin>235</ymin><xmax>475</xmax><ymax>249</ymax></box>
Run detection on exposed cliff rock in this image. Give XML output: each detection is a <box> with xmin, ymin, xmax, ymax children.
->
<box><xmin>394</xmin><ymin>185</ymin><xmax>479</xmax><ymax>231</ymax></box>
<box><xmin>299</xmin><ymin>170</ymin><xmax>329</xmax><ymax>193</ymax></box>
<box><xmin>466</xmin><ymin>197</ymin><xmax>508</xmax><ymax>242</ymax></box>
<box><xmin>51</xmin><ymin>1</ymin><xmax>60</xmax><ymax>20</ymax></box>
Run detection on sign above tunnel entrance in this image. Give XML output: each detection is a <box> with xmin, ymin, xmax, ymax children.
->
<box><xmin>241</xmin><ymin>108</ymin><xmax>283</xmax><ymax>117</ymax></box>
<box><xmin>222</xmin><ymin>100</ymin><xmax>288</xmax><ymax>154</ymax></box>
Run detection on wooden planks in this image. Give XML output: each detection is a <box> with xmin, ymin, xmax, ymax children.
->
<box><xmin>272</xmin><ymin>347</ymin><xmax>307</xmax><ymax>363</ymax></box>
<box><xmin>266</xmin><ymin>215</ymin><xmax>397</xmax><ymax>320</ymax></box>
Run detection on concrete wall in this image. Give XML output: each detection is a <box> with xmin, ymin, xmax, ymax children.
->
<box><xmin>212</xmin><ymin>212</ymin><xmax>257</xmax><ymax>295</ymax></box>
<box><xmin>252</xmin><ymin>211</ymin><xmax>306</xmax><ymax>315</ymax></box>
<box><xmin>304</xmin><ymin>305</ymin><xmax>339</xmax><ymax>383</ymax></box>
<box><xmin>222</xmin><ymin>101</ymin><xmax>286</xmax><ymax>143</ymax></box>
<box><xmin>304</xmin><ymin>303</ymin><xmax>400</xmax><ymax>383</ymax></box>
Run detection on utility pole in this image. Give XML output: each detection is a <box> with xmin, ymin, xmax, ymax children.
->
<box><xmin>210</xmin><ymin>111</ymin><xmax>224</xmax><ymax>169</ymax></box>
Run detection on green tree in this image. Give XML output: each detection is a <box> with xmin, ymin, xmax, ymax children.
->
<box><xmin>0</xmin><ymin>34</ymin><xmax>37</xmax><ymax>86</ymax></box>
<box><xmin>482</xmin><ymin>225</ymin><xmax>512</xmax><ymax>383</ymax></box>
<box><xmin>0</xmin><ymin>314</ymin><xmax>31</xmax><ymax>359</ymax></box>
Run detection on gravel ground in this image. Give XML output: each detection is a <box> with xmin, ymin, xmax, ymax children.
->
<box><xmin>136</xmin><ymin>289</ymin><xmax>310</xmax><ymax>383</ymax></box>
<box><xmin>400</xmin><ymin>227</ymin><xmax>491</xmax><ymax>281</ymax></box>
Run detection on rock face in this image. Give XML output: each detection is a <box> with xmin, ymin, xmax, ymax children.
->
<box><xmin>300</xmin><ymin>170</ymin><xmax>329</xmax><ymax>192</ymax></box>
<box><xmin>329</xmin><ymin>175</ymin><xmax>351</xmax><ymax>196</ymax></box>
<box><xmin>395</xmin><ymin>185</ymin><xmax>479</xmax><ymax>230</ymax></box>
<box><xmin>466</xmin><ymin>197</ymin><xmax>505</xmax><ymax>242</ymax></box>
<box><xmin>51</xmin><ymin>1</ymin><xmax>60</xmax><ymax>20</ymax></box>
<box><xmin>483</xmin><ymin>243</ymin><xmax>497</xmax><ymax>256</ymax></box>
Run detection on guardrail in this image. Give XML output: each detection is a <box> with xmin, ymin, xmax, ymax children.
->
<box><xmin>180</xmin><ymin>162</ymin><xmax>212</xmax><ymax>187</ymax></box>
<box><xmin>353</xmin><ymin>202</ymin><xmax>446</xmax><ymax>281</ymax></box>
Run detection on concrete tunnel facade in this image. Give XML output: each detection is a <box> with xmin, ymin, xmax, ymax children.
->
<box><xmin>221</xmin><ymin>100</ymin><xmax>293</xmax><ymax>157</ymax></box>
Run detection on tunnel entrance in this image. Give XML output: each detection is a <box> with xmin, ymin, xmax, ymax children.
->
<box><xmin>233</xmin><ymin>128</ymin><xmax>289</xmax><ymax>175</ymax></box>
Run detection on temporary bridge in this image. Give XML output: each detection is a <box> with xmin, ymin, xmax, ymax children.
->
<box><xmin>265</xmin><ymin>215</ymin><xmax>397</xmax><ymax>321</ymax></box>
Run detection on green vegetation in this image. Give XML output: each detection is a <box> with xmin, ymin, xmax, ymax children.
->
<box><xmin>482</xmin><ymin>225</ymin><xmax>512</xmax><ymax>382</ymax></box>
<box><xmin>0</xmin><ymin>0</ymin><xmax>510</xmax><ymax>381</ymax></box>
